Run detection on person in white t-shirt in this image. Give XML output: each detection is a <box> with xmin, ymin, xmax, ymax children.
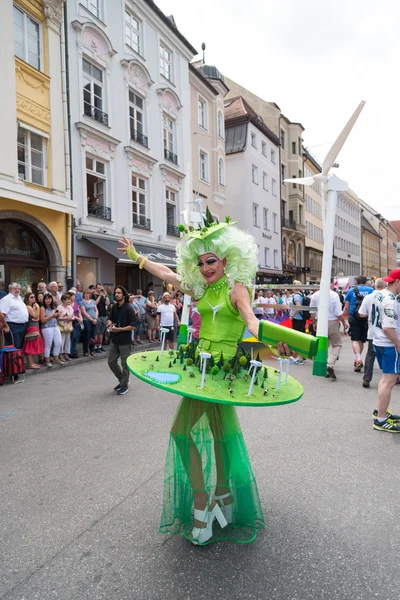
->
<box><xmin>253</xmin><ymin>290</ymin><xmax>267</xmax><ymax>320</ymax></box>
<box><xmin>358</xmin><ymin>278</ymin><xmax>387</xmax><ymax>389</ymax></box>
<box><xmin>156</xmin><ymin>292</ymin><xmax>180</xmax><ymax>349</ymax></box>
<box><xmin>264</xmin><ymin>291</ymin><xmax>276</xmax><ymax>317</ymax></box>
<box><xmin>310</xmin><ymin>288</ymin><xmax>348</xmax><ymax>380</ymax></box>
<box><xmin>367</xmin><ymin>269</ymin><xmax>400</xmax><ymax>433</ymax></box>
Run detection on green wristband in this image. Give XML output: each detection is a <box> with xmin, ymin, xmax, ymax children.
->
<box><xmin>126</xmin><ymin>245</ymin><xmax>140</xmax><ymax>263</ymax></box>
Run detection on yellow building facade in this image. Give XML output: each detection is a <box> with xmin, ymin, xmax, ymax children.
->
<box><xmin>0</xmin><ymin>0</ymin><xmax>76</xmax><ymax>292</ymax></box>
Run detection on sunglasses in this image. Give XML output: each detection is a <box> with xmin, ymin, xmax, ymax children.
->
<box><xmin>29</xmin><ymin>295</ymin><xmax>35</xmax><ymax>298</ymax></box>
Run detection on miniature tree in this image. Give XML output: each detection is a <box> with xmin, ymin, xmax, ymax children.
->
<box><xmin>186</xmin><ymin>358</ymin><xmax>194</xmax><ymax>367</ymax></box>
<box><xmin>263</xmin><ymin>366</ymin><xmax>268</xmax><ymax>380</ymax></box>
<box><xmin>183</xmin><ymin>364</ymin><xmax>187</xmax><ymax>371</ymax></box>
<box><xmin>223</xmin><ymin>362</ymin><xmax>232</xmax><ymax>379</ymax></box>
<box><xmin>211</xmin><ymin>365</ymin><xmax>219</xmax><ymax>380</ymax></box>
<box><xmin>168</xmin><ymin>361</ymin><xmax>172</xmax><ymax>368</ymax></box>
<box><xmin>239</xmin><ymin>356</ymin><xmax>247</xmax><ymax>370</ymax></box>
<box><xmin>261</xmin><ymin>380</ymin><xmax>265</xmax><ymax>389</ymax></box>
<box><xmin>155</xmin><ymin>355</ymin><xmax>159</xmax><ymax>362</ymax></box>
<box><xmin>254</xmin><ymin>377</ymin><xmax>259</xmax><ymax>386</ymax></box>
<box><xmin>173</xmin><ymin>358</ymin><xmax>177</xmax><ymax>364</ymax></box>
<box><xmin>169</xmin><ymin>350</ymin><xmax>175</xmax><ymax>358</ymax></box>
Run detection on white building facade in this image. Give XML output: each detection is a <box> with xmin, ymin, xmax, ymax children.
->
<box><xmin>223</xmin><ymin>96</ymin><xmax>284</xmax><ymax>284</ymax></box>
<box><xmin>67</xmin><ymin>0</ymin><xmax>196</xmax><ymax>293</ymax></box>
<box><xmin>334</xmin><ymin>188</ymin><xmax>362</xmax><ymax>277</ymax></box>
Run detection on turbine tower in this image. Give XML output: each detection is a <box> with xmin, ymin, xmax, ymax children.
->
<box><xmin>284</xmin><ymin>101</ymin><xmax>366</xmax><ymax>376</ymax></box>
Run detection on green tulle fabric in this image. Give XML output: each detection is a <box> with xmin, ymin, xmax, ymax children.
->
<box><xmin>159</xmin><ymin>397</ymin><xmax>266</xmax><ymax>544</ymax></box>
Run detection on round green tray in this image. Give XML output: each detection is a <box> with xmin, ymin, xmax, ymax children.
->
<box><xmin>127</xmin><ymin>351</ymin><xmax>303</xmax><ymax>407</ymax></box>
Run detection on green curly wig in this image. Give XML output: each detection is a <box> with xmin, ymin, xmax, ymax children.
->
<box><xmin>176</xmin><ymin>225</ymin><xmax>258</xmax><ymax>298</ymax></box>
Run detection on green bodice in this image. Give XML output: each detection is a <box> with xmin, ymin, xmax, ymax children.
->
<box><xmin>196</xmin><ymin>276</ymin><xmax>246</xmax><ymax>359</ymax></box>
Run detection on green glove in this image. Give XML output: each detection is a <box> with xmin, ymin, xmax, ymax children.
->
<box><xmin>126</xmin><ymin>244</ymin><xmax>140</xmax><ymax>263</ymax></box>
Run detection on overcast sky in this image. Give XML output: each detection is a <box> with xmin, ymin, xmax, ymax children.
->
<box><xmin>157</xmin><ymin>0</ymin><xmax>398</xmax><ymax>220</ymax></box>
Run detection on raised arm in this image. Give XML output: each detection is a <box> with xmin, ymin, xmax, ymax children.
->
<box><xmin>117</xmin><ymin>236</ymin><xmax>192</xmax><ymax>296</ymax></box>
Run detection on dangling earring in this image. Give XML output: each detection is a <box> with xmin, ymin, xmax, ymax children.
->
<box><xmin>223</xmin><ymin>266</ymin><xmax>227</xmax><ymax>274</ymax></box>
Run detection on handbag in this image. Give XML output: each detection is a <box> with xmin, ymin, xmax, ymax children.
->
<box><xmin>89</xmin><ymin>334</ymin><xmax>101</xmax><ymax>345</ymax></box>
<box><xmin>58</xmin><ymin>320</ymin><xmax>73</xmax><ymax>333</ymax></box>
<box><xmin>24</xmin><ymin>329</ymin><xmax>40</xmax><ymax>341</ymax></box>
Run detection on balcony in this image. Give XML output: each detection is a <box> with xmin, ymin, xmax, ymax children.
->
<box><xmin>88</xmin><ymin>203</ymin><xmax>111</xmax><ymax>221</ymax></box>
<box><xmin>164</xmin><ymin>148</ymin><xmax>178</xmax><ymax>165</ymax></box>
<box><xmin>281</xmin><ymin>218</ymin><xmax>306</xmax><ymax>234</ymax></box>
<box><xmin>130</xmin><ymin>128</ymin><xmax>148</xmax><ymax>148</ymax></box>
<box><xmin>84</xmin><ymin>103</ymin><xmax>109</xmax><ymax>126</ymax></box>
<box><xmin>133</xmin><ymin>216</ymin><xmax>151</xmax><ymax>230</ymax></box>
<box><xmin>167</xmin><ymin>224</ymin><xmax>180</xmax><ymax>237</ymax></box>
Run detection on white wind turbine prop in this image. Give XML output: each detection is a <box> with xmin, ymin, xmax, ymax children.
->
<box><xmin>284</xmin><ymin>101</ymin><xmax>366</xmax><ymax>376</ymax></box>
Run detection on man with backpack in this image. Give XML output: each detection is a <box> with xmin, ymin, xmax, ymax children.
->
<box><xmin>344</xmin><ymin>276</ymin><xmax>374</xmax><ymax>372</ymax></box>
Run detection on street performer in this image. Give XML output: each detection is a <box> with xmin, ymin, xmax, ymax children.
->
<box><xmin>118</xmin><ymin>216</ymin><xmax>315</xmax><ymax>545</ymax></box>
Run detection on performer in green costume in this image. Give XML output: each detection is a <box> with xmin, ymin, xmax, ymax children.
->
<box><xmin>118</xmin><ymin>220</ymin><xmax>296</xmax><ymax>545</ymax></box>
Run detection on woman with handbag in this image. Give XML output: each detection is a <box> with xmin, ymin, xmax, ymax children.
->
<box><xmin>23</xmin><ymin>292</ymin><xmax>44</xmax><ymax>369</ymax></box>
<box><xmin>80</xmin><ymin>289</ymin><xmax>98</xmax><ymax>356</ymax></box>
<box><xmin>144</xmin><ymin>291</ymin><xmax>158</xmax><ymax>343</ymax></box>
<box><xmin>40</xmin><ymin>293</ymin><xmax>64</xmax><ymax>366</ymax></box>
<box><xmin>57</xmin><ymin>293</ymin><xmax>74</xmax><ymax>362</ymax></box>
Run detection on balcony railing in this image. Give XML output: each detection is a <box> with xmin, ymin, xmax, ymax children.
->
<box><xmin>282</xmin><ymin>218</ymin><xmax>297</xmax><ymax>230</ymax></box>
<box><xmin>133</xmin><ymin>216</ymin><xmax>151</xmax><ymax>230</ymax></box>
<box><xmin>164</xmin><ymin>148</ymin><xmax>178</xmax><ymax>165</ymax></box>
<box><xmin>166</xmin><ymin>224</ymin><xmax>180</xmax><ymax>237</ymax></box>
<box><xmin>88</xmin><ymin>203</ymin><xmax>112</xmax><ymax>221</ymax></box>
<box><xmin>84</xmin><ymin>103</ymin><xmax>109</xmax><ymax>126</ymax></box>
<box><xmin>281</xmin><ymin>219</ymin><xmax>306</xmax><ymax>233</ymax></box>
<box><xmin>130</xmin><ymin>128</ymin><xmax>148</xmax><ymax>148</ymax></box>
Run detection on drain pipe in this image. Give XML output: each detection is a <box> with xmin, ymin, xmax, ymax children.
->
<box><xmin>61</xmin><ymin>1</ymin><xmax>74</xmax><ymax>287</ymax></box>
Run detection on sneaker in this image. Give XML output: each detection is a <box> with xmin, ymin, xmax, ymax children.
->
<box><xmin>326</xmin><ymin>367</ymin><xmax>336</xmax><ymax>380</ymax></box>
<box><xmin>99</xmin><ymin>347</ymin><xmax>106</xmax><ymax>353</ymax></box>
<box><xmin>373</xmin><ymin>418</ymin><xmax>400</xmax><ymax>432</ymax></box>
<box><xmin>117</xmin><ymin>386</ymin><xmax>129</xmax><ymax>395</ymax></box>
<box><xmin>354</xmin><ymin>360</ymin><xmax>363</xmax><ymax>372</ymax></box>
<box><xmin>362</xmin><ymin>380</ymin><xmax>370</xmax><ymax>388</ymax></box>
<box><xmin>372</xmin><ymin>409</ymin><xmax>400</xmax><ymax>422</ymax></box>
<box><xmin>114</xmin><ymin>383</ymin><xmax>121</xmax><ymax>392</ymax></box>
<box><xmin>95</xmin><ymin>348</ymin><xmax>102</xmax><ymax>354</ymax></box>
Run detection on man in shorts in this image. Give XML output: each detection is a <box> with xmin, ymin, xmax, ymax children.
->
<box><xmin>370</xmin><ymin>269</ymin><xmax>400</xmax><ymax>433</ymax></box>
<box><xmin>156</xmin><ymin>292</ymin><xmax>180</xmax><ymax>350</ymax></box>
<box><xmin>344</xmin><ymin>276</ymin><xmax>373</xmax><ymax>372</ymax></box>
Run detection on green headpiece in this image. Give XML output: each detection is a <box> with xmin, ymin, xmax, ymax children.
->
<box><xmin>178</xmin><ymin>207</ymin><xmax>237</xmax><ymax>241</ymax></box>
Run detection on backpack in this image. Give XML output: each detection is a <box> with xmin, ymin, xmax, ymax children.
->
<box><xmin>300</xmin><ymin>293</ymin><xmax>311</xmax><ymax>320</ymax></box>
<box><xmin>352</xmin><ymin>286</ymin><xmax>364</xmax><ymax>321</ymax></box>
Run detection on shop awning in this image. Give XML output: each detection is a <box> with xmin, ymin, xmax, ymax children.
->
<box><xmin>83</xmin><ymin>237</ymin><xmax>178</xmax><ymax>267</ymax></box>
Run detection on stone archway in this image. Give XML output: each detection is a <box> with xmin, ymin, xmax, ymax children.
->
<box><xmin>0</xmin><ymin>210</ymin><xmax>64</xmax><ymax>283</ymax></box>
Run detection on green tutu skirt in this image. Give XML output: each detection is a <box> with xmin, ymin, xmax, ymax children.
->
<box><xmin>159</xmin><ymin>396</ymin><xmax>266</xmax><ymax>544</ymax></box>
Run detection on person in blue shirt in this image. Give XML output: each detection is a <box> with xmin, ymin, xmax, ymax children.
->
<box><xmin>344</xmin><ymin>275</ymin><xmax>373</xmax><ymax>372</ymax></box>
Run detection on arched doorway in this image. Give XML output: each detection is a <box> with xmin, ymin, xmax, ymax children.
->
<box><xmin>0</xmin><ymin>211</ymin><xmax>63</xmax><ymax>293</ymax></box>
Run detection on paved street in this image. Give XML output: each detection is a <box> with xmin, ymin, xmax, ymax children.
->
<box><xmin>1</xmin><ymin>337</ymin><xmax>400</xmax><ymax>600</ymax></box>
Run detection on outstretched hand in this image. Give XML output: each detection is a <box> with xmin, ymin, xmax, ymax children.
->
<box><xmin>117</xmin><ymin>236</ymin><xmax>139</xmax><ymax>263</ymax></box>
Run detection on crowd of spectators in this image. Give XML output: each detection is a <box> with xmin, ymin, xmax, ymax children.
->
<box><xmin>0</xmin><ymin>280</ymin><xmax>187</xmax><ymax>373</ymax></box>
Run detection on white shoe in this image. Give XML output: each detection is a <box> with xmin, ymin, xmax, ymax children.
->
<box><xmin>190</xmin><ymin>502</ymin><xmax>228</xmax><ymax>545</ymax></box>
<box><xmin>214</xmin><ymin>492</ymin><xmax>233</xmax><ymax>524</ymax></box>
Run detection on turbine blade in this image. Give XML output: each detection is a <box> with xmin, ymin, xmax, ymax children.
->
<box><xmin>284</xmin><ymin>177</ymin><xmax>315</xmax><ymax>186</ymax></box>
<box><xmin>321</xmin><ymin>101</ymin><xmax>366</xmax><ymax>176</ymax></box>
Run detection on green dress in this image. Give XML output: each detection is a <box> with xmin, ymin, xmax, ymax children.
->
<box><xmin>159</xmin><ymin>276</ymin><xmax>265</xmax><ymax>544</ymax></box>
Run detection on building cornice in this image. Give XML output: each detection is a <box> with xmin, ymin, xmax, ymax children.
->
<box><xmin>0</xmin><ymin>177</ymin><xmax>76</xmax><ymax>214</ymax></box>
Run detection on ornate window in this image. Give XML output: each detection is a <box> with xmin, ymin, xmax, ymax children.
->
<box><xmin>83</xmin><ymin>58</ymin><xmax>107</xmax><ymax>125</ymax></box>
<box><xmin>132</xmin><ymin>175</ymin><xmax>149</xmax><ymax>229</ymax></box>
<box><xmin>125</xmin><ymin>11</ymin><xmax>141</xmax><ymax>54</ymax></box>
<box><xmin>13</xmin><ymin>5</ymin><xmax>41</xmax><ymax>71</ymax></box>
<box><xmin>160</xmin><ymin>43</ymin><xmax>173</xmax><ymax>81</ymax></box>
<box><xmin>218</xmin><ymin>158</ymin><xmax>225</xmax><ymax>186</ymax></box>
<box><xmin>17</xmin><ymin>125</ymin><xmax>47</xmax><ymax>186</ymax></box>
<box><xmin>217</xmin><ymin>111</ymin><xmax>224</xmax><ymax>139</ymax></box>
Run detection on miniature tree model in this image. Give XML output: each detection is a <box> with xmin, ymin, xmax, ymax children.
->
<box><xmin>211</xmin><ymin>365</ymin><xmax>219</xmax><ymax>380</ymax></box>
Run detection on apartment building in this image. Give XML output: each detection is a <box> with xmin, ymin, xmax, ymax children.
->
<box><xmin>303</xmin><ymin>148</ymin><xmax>323</xmax><ymax>283</ymax></box>
<box><xmin>390</xmin><ymin>221</ymin><xmax>400</xmax><ymax>267</ymax></box>
<box><xmin>334</xmin><ymin>189</ymin><xmax>361</xmax><ymax>277</ymax></box>
<box><xmin>189</xmin><ymin>62</ymin><xmax>229</xmax><ymax>221</ymax></box>
<box><xmin>0</xmin><ymin>0</ymin><xmax>75</xmax><ymax>291</ymax></box>
<box><xmin>67</xmin><ymin>0</ymin><xmax>196</xmax><ymax>292</ymax></box>
<box><xmin>223</xmin><ymin>96</ymin><xmax>284</xmax><ymax>284</ymax></box>
<box><xmin>224</xmin><ymin>77</ymin><xmax>306</xmax><ymax>282</ymax></box>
